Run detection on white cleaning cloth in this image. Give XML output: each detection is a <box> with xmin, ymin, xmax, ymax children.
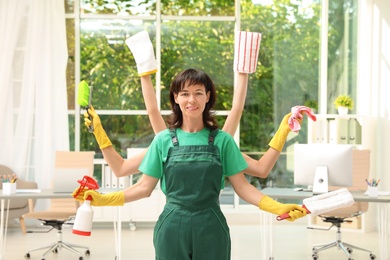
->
<box><xmin>233</xmin><ymin>31</ymin><xmax>262</xmax><ymax>73</ymax></box>
<box><xmin>303</xmin><ymin>188</ymin><xmax>354</xmax><ymax>216</ymax></box>
<box><xmin>125</xmin><ymin>30</ymin><xmax>157</xmax><ymax>76</ymax></box>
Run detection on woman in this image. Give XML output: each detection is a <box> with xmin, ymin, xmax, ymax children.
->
<box><xmin>93</xmin><ymin>30</ymin><xmax>297</xmax><ymax>180</ymax></box>
<box><xmin>74</xmin><ymin>68</ymin><xmax>307</xmax><ymax>260</ymax></box>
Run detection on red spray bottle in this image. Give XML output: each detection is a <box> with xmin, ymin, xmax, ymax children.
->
<box><xmin>72</xmin><ymin>176</ymin><xmax>99</xmax><ymax>236</ymax></box>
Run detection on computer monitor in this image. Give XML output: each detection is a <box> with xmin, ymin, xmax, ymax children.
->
<box><xmin>294</xmin><ymin>143</ymin><xmax>353</xmax><ymax>194</ymax></box>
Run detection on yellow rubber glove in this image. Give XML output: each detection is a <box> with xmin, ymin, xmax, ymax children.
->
<box><xmin>268</xmin><ymin>112</ymin><xmax>302</xmax><ymax>152</ymax></box>
<box><xmin>258</xmin><ymin>195</ymin><xmax>307</xmax><ymax>222</ymax></box>
<box><xmin>84</xmin><ymin>106</ymin><xmax>112</xmax><ymax>149</ymax></box>
<box><xmin>73</xmin><ymin>188</ymin><xmax>125</xmax><ymax>207</ymax></box>
<box><xmin>72</xmin><ymin>187</ymin><xmax>86</xmax><ymax>201</ymax></box>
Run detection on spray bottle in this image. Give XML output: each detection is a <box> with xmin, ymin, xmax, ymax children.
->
<box><xmin>72</xmin><ymin>175</ymin><xmax>99</xmax><ymax>236</ymax></box>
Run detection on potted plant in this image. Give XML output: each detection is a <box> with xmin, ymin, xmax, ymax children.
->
<box><xmin>304</xmin><ymin>99</ymin><xmax>318</xmax><ymax>113</ymax></box>
<box><xmin>333</xmin><ymin>95</ymin><xmax>353</xmax><ymax>115</ymax></box>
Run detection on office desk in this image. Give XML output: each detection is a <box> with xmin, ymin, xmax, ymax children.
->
<box><xmin>260</xmin><ymin>188</ymin><xmax>390</xmax><ymax>260</ymax></box>
<box><xmin>0</xmin><ymin>189</ymin><xmax>123</xmax><ymax>260</ymax></box>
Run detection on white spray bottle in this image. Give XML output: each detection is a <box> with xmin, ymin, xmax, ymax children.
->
<box><xmin>72</xmin><ymin>176</ymin><xmax>99</xmax><ymax>236</ymax></box>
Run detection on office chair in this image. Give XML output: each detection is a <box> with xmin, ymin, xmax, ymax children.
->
<box><xmin>310</xmin><ymin>150</ymin><xmax>376</xmax><ymax>260</ymax></box>
<box><xmin>0</xmin><ymin>164</ymin><xmax>38</xmax><ymax>234</ymax></box>
<box><xmin>22</xmin><ymin>151</ymin><xmax>95</xmax><ymax>260</ymax></box>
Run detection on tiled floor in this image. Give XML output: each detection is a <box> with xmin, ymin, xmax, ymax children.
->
<box><xmin>2</xmin><ymin>219</ymin><xmax>381</xmax><ymax>260</ymax></box>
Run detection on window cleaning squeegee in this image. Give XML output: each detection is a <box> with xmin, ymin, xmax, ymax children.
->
<box><xmin>277</xmin><ymin>188</ymin><xmax>355</xmax><ymax>221</ymax></box>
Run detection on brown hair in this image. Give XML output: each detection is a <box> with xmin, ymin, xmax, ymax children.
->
<box><xmin>167</xmin><ymin>68</ymin><xmax>218</xmax><ymax>130</ymax></box>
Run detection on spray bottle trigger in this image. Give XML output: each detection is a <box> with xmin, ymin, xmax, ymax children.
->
<box><xmin>77</xmin><ymin>175</ymin><xmax>99</xmax><ymax>190</ymax></box>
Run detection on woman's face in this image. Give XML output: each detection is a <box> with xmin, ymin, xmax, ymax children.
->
<box><xmin>174</xmin><ymin>82</ymin><xmax>210</xmax><ymax>120</ymax></box>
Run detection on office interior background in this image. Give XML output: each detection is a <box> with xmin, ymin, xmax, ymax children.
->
<box><xmin>0</xmin><ymin>0</ymin><xmax>389</xmax><ymax>226</ymax></box>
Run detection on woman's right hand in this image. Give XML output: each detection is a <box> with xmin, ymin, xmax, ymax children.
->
<box><xmin>84</xmin><ymin>106</ymin><xmax>112</xmax><ymax>149</ymax></box>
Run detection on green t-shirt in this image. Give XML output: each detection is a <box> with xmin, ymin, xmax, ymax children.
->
<box><xmin>139</xmin><ymin>128</ymin><xmax>248</xmax><ymax>193</ymax></box>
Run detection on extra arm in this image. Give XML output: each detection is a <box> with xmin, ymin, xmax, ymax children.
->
<box><xmin>122</xmin><ymin>174</ymin><xmax>159</xmax><ymax>203</ymax></box>
<box><xmin>222</xmin><ymin>73</ymin><xmax>248</xmax><ymax>136</ymax></box>
<box><xmin>74</xmin><ymin>174</ymin><xmax>159</xmax><ymax>206</ymax></box>
<box><xmin>101</xmin><ymin>147</ymin><xmax>147</xmax><ymax>177</ymax></box>
<box><xmin>228</xmin><ymin>172</ymin><xmax>307</xmax><ymax>221</ymax></box>
<box><xmin>141</xmin><ymin>75</ymin><xmax>166</xmax><ymax>134</ymax></box>
<box><xmin>221</xmin><ymin>72</ymin><xmax>281</xmax><ymax>179</ymax></box>
<box><xmin>228</xmin><ymin>172</ymin><xmax>264</xmax><ymax>205</ymax></box>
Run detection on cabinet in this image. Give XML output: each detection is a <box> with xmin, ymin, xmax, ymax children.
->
<box><xmin>306</xmin><ymin>114</ymin><xmax>377</xmax><ymax>233</ymax></box>
<box><xmin>307</xmin><ymin>115</ymin><xmax>362</xmax><ymax>145</ymax></box>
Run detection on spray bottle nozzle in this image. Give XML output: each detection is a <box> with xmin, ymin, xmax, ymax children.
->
<box><xmin>73</xmin><ymin>175</ymin><xmax>100</xmax><ymax>199</ymax></box>
<box><xmin>78</xmin><ymin>175</ymin><xmax>99</xmax><ymax>190</ymax></box>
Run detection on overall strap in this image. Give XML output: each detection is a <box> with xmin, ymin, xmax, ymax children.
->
<box><xmin>208</xmin><ymin>129</ymin><xmax>219</xmax><ymax>145</ymax></box>
<box><xmin>169</xmin><ymin>128</ymin><xmax>179</xmax><ymax>146</ymax></box>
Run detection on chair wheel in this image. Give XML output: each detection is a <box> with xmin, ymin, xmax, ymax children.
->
<box><xmin>79</xmin><ymin>257</ymin><xmax>83</xmax><ymax>260</ymax></box>
<box><xmin>370</xmin><ymin>253</ymin><xmax>376</xmax><ymax>259</ymax></box>
<box><xmin>312</xmin><ymin>253</ymin><xmax>318</xmax><ymax>260</ymax></box>
<box><xmin>347</xmin><ymin>247</ymin><xmax>353</xmax><ymax>253</ymax></box>
<box><xmin>85</xmin><ymin>250</ymin><xmax>90</xmax><ymax>256</ymax></box>
<box><xmin>24</xmin><ymin>253</ymin><xmax>31</xmax><ymax>259</ymax></box>
<box><xmin>52</xmin><ymin>248</ymin><xmax>58</xmax><ymax>253</ymax></box>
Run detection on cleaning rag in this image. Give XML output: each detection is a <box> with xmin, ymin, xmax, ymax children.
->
<box><xmin>302</xmin><ymin>188</ymin><xmax>355</xmax><ymax>216</ymax></box>
<box><xmin>234</xmin><ymin>31</ymin><xmax>262</xmax><ymax>73</ymax></box>
<box><xmin>277</xmin><ymin>188</ymin><xmax>355</xmax><ymax>220</ymax></box>
<box><xmin>288</xmin><ymin>105</ymin><xmax>317</xmax><ymax>132</ymax></box>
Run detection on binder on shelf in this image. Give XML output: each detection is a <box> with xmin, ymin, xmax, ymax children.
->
<box><xmin>127</xmin><ymin>147</ymin><xmax>145</xmax><ymax>187</ymax></box>
<box><xmin>348</xmin><ymin>118</ymin><xmax>362</xmax><ymax>145</ymax></box>
<box><xmin>312</xmin><ymin>118</ymin><xmax>328</xmax><ymax>143</ymax></box>
<box><xmin>328</xmin><ymin>119</ymin><xmax>337</xmax><ymax>144</ymax></box>
<box><xmin>111</xmin><ymin>176</ymin><xmax>118</xmax><ymax>189</ymax></box>
<box><xmin>104</xmin><ymin>165</ymin><xmax>112</xmax><ymax>189</ymax></box>
<box><xmin>336</xmin><ymin>118</ymin><xmax>349</xmax><ymax>144</ymax></box>
<box><xmin>118</xmin><ymin>176</ymin><xmax>130</xmax><ymax>188</ymax></box>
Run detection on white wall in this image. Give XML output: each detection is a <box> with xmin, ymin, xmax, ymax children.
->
<box><xmin>356</xmin><ymin>0</ymin><xmax>390</xmax><ymax>234</ymax></box>
<box><xmin>358</xmin><ymin>0</ymin><xmax>390</xmax><ymax>190</ymax></box>
<box><xmin>372</xmin><ymin>0</ymin><xmax>390</xmax><ymax>191</ymax></box>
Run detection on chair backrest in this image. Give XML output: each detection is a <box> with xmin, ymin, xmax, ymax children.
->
<box><xmin>50</xmin><ymin>151</ymin><xmax>95</xmax><ymax>212</ymax></box>
<box><xmin>325</xmin><ymin>149</ymin><xmax>370</xmax><ymax>217</ymax></box>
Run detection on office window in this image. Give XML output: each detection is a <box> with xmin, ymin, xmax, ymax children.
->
<box><xmin>80</xmin><ymin>19</ymin><xmax>155</xmax><ymax>110</ymax></box>
<box><xmin>327</xmin><ymin>0</ymin><xmax>358</xmax><ymax>114</ymax></box>
<box><xmin>160</xmin><ymin>20</ymin><xmax>235</xmax><ymax>110</ymax></box>
<box><xmin>161</xmin><ymin>0</ymin><xmax>235</xmax><ymax>16</ymax></box>
<box><xmin>65</xmin><ymin>0</ymin><xmax>359</xmax><ymax>207</ymax></box>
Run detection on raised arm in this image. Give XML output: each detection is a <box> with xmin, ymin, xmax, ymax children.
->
<box><xmin>84</xmin><ymin>106</ymin><xmax>148</xmax><ymax>177</ymax></box>
<box><xmin>223</xmin><ymin>31</ymin><xmax>282</xmax><ymax>179</ymax></box>
<box><xmin>222</xmin><ymin>72</ymin><xmax>284</xmax><ymax>178</ymax></box>
<box><xmin>243</xmin><ymin>113</ymin><xmax>295</xmax><ymax>178</ymax></box>
<box><xmin>140</xmin><ymin>75</ymin><xmax>166</xmax><ymax>133</ymax></box>
<box><xmin>222</xmin><ymin>73</ymin><xmax>248</xmax><ymax>136</ymax></box>
<box><xmin>81</xmin><ymin>31</ymin><xmax>164</xmax><ymax>178</ymax></box>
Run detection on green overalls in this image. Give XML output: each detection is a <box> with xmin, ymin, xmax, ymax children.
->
<box><xmin>153</xmin><ymin>129</ymin><xmax>231</xmax><ymax>260</ymax></box>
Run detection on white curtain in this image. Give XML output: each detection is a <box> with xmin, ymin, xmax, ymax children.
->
<box><xmin>0</xmin><ymin>0</ymin><xmax>69</xmax><ymax>189</ymax></box>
